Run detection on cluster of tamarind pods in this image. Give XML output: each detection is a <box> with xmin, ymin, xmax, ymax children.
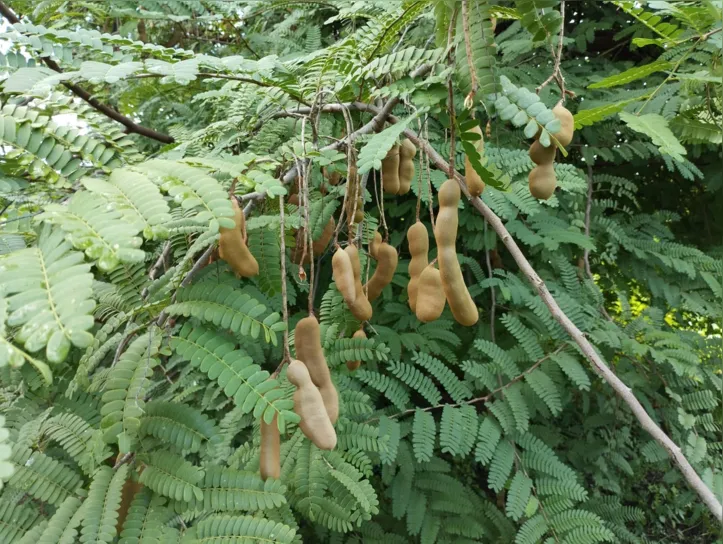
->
<box><xmin>216</xmin><ymin>104</ymin><xmax>574</xmax><ymax>478</ymax></box>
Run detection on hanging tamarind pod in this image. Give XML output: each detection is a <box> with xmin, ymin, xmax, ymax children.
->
<box><xmin>381</xmin><ymin>144</ymin><xmax>400</xmax><ymax>194</ymax></box>
<box><xmin>332</xmin><ymin>247</ymin><xmax>356</xmax><ymax>306</ymax></box>
<box><xmin>346</xmin><ymin>328</ymin><xmax>366</xmax><ymax>371</ymax></box>
<box><xmin>294</xmin><ymin>316</ymin><xmax>338</xmax><ymax>424</ymax></box>
<box><xmin>369</xmin><ymin>231</ymin><xmax>382</xmax><ymax>259</ymax></box>
<box><xmin>397</xmin><ymin>139</ymin><xmax>417</xmax><ymax>195</ymax></box>
<box><xmin>287</xmin><ymin>360</ymin><xmax>337</xmax><ymax>450</ymax></box>
<box><xmin>415</xmin><ymin>264</ymin><xmax>446</xmax><ymax>323</ymax></box>
<box><xmin>434</xmin><ymin>180</ymin><xmax>479</xmax><ymax>326</ymax></box>
<box><xmin>406</xmin><ymin>221</ymin><xmax>429</xmax><ymax>312</ymax></box>
<box><xmin>219</xmin><ymin>198</ymin><xmax>259</xmax><ymax>277</ymax></box>
<box><xmin>260</xmin><ymin>414</ymin><xmax>280</xmax><ymax>480</ymax></box>
<box><xmin>464</xmin><ymin>125</ymin><xmax>486</xmax><ymax>197</ymax></box>
<box><xmin>344</xmin><ymin>244</ymin><xmax>373</xmax><ymax>321</ymax></box>
<box><xmin>364</xmin><ymin>242</ymin><xmax>398</xmax><ymax>302</ymax></box>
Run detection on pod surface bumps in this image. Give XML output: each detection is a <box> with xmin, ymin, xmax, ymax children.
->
<box><xmin>219</xmin><ymin>198</ymin><xmax>259</xmax><ymax>277</ymax></box>
<box><xmin>345</xmin><ymin>244</ymin><xmax>373</xmax><ymax>322</ymax></box>
<box><xmin>381</xmin><ymin>144</ymin><xmax>400</xmax><ymax>194</ymax></box>
<box><xmin>260</xmin><ymin>414</ymin><xmax>280</xmax><ymax>480</ymax></box>
<box><xmin>287</xmin><ymin>360</ymin><xmax>337</xmax><ymax>450</ymax></box>
<box><xmin>464</xmin><ymin>126</ymin><xmax>485</xmax><ymax>197</ymax></box>
<box><xmin>398</xmin><ymin>139</ymin><xmax>417</xmax><ymax>195</ymax></box>
<box><xmin>346</xmin><ymin>328</ymin><xmax>366</xmax><ymax>371</ymax></box>
<box><xmin>406</xmin><ymin>221</ymin><xmax>429</xmax><ymax>312</ymax></box>
<box><xmin>365</xmin><ymin>242</ymin><xmax>398</xmax><ymax>302</ymax></box>
<box><xmin>294</xmin><ymin>316</ymin><xmax>338</xmax><ymax>423</ymax></box>
<box><xmin>434</xmin><ymin>180</ymin><xmax>479</xmax><ymax>326</ymax></box>
<box><xmin>415</xmin><ymin>265</ymin><xmax>446</xmax><ymax>323</ymax></box>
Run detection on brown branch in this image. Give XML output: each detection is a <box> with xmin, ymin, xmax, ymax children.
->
<box><xmin>373</xmin><ymin>108</ymin><xmax>723</xmax><ymax>521</ymax></box>
<box><xmin>0</xmin><ymin>1</ymin><xmax>174</xmax><ymax>144</ymax></box>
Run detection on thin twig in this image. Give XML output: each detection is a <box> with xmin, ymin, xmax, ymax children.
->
<box><xmin>461</xmin><ymin>0</ymin><xmax>479</xmax><ymax>108</ymax></box>
<box><xmin>535</xmin><ymin>0</ymin><xmax>568</xmax><ymax>99</ymax></box>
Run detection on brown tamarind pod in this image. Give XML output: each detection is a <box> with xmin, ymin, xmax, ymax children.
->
<box><xmin>294</xmin><ymin>316</ymin><xmax>338</xmax><ymax>423</ymax></box>
<box><xmin>528</xmin><ymin>163</ymin><xmax>557</xmax><ymax>200</ymax></box>
<box><xmin>434</xmin><ymin>180</ymin><xmax>479</xmax><ymax>326</ymax></box>
<box><xmin>288</xmin><ymin>194</ymin><xmax>300</xmax><ymax>206</ymax></box>
<box><xmin>115</xmin><ymin>479</ymin><xmax>144</xmax><ymax>535</ymax></box>
<box><xmin>332</xmin><ymin>247</ymin><xmax>356</xmax><ymax>306</ymax></box>
<box><xmin>346</xmin><ymin>328</ymin><xmax>366</xmax><ymax>371</ymax></box>
<box><xmin>552</xmin><ymin>104</ymin><xmax>575</xmax><ymax>147</ymax></box>
<box><xmin>353</xmin><ymin>197</ymin><xmax>364</xmax><ymax>224</ymax></box>
<box><xmin>364</xmin><ymin>242</ymin><xmax>398</xmax><ymax>302</ymax></box>
<box><xmin>406</xmin><ymin>221</ymin><xmax>429</xmax><ymax>313</ymax></box>
<box><xmin>369</xmin><ymin>231</ymin><xmax>382</xmax><ymax>259</ymax></box>
<box><xmin>313</xmin><ymin>217</ymin><xmax>335</xmax><ymax>255</ymax></box>
<box><xmin>529</xmin><ymin>139</ymin><xmax>556</xmax><ymax>165</ymax></box>
<box><xmin>344</xmin><ymin>244</ymin><xmax>373</xmax><ymax>321</ymax></box>
<box><xmin>323</xmin><ymin>168</ymin><xmax>341</xmax><ymax>185</ymax></box>
<box><xmin>381</xmin><ymin>144</ymin><xmax>400</xmax><ymax>194</ymax></box>
<box><xmin>397</xmin><ymin>139</ymin><xmax>417</xmax><ymax>195</ymax></box>
<box><xmin>260</xmin><ymin>414</ymin><xmax>280</xmax><ymax>480</ymax></box>
<box><xmin>219</xmin><ymin>198</ymin><xmax>259</xmax><ymax>278</ymax></box>
<box><xmin>287</xmin><ymin>360</ymin><xmax>337</xmax><ymax>450</ymax></box>
<box><xmin>464</xmin><ymin>126</ymin><xmax>486</xmax><ymax>197</ymax></box>
<box><xmin>415</xmin><ymin>265</ymin><xmax>446</xmax><ymax>323</ymax></box>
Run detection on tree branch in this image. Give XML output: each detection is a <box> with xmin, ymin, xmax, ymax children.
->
<box><xmin>0</xmin><ymin>1</ymin><xmax>174</xmax><ymax>144</ymax></box>
<box><xmin>376</xmin><ymin>108</ymin><xmax>723</xmax><ymax>521</ymax></box>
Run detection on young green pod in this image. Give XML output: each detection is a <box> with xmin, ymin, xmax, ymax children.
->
<box><xmin>260</xmin><ymin>414</ymin><xmax>280</xmax><ymax>480</ymax></box>
<box><xmin>219</xmin><ymin>198</ymin><xmax>259</xmax><ymax>277</ymax></box>
<box><xmin>364</xmin><ymin>242</ymin><xmax>398</xmax><ymax>302</ymax></box>
<box><xmin>346</xmin><ymin>328</ymin><xmax>366</xmax><ymax>371</ymax></box>
<box><xmin>345</xmin><ymin>244</ymin><xmax>373</xmax><ymax>321</ymax></box>
<box><xmin>397</xmin><ymin>139</ymin><xmax>417</xmax><ymax>195</ymax></box>
<box><xmin>434</xmin><ymin>180</ymin><xmax>479</xmax><ymax>326</ymax></box>
<box><xmin>415</xmin><ymin>265</ymin><xmax>446</xmax><ymax>323</ymax></box>
<box><xmin>332</xmin><ymin>247</ymin><xmax>356</xmax><ymax>306</ymax></box>
<box><xmin>381</xmin><ymin>144</ymin><xmax>400</xmax><ymax>194</ymax></box>
<box><xmin>294</xmin><ymin>316</ymin><xmax>338</xmax><ymax>423</ymax></box>
<box><xmin>464</xmin><ymin>126</ymin><xmax>485</xmax><ymax>197</ymax></box>
<box><xmin>406</xmin><ymin>221</ymin><xmax>429</xmax><ymax>312</ymax></box>
<box><xmin>287</xmin><ymin>360</ymin><xmax>337</xmax><ymax>450</ymax></box>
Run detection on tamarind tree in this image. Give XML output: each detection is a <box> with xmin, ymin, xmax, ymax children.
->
<box><xmin>0</xmin><ymin>0</ymin><xmax>721</xmax><ymax>542</ymax></box>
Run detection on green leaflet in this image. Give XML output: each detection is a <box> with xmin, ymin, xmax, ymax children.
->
<box><xmin>619</xmin><ymin>112</ymin><xmax>687</xmax><ymax>162</ymax></box>
<box><xmin>588</xmin><ymin>60</ymin><xmax>673</xmax><ymax>89</ymax></box>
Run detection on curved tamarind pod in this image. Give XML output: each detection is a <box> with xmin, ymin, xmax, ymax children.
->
<box><xmin>529</xmin><ymin>139</ymin><xmax>556</xmax><ymax>165</ymax></box>
<box><xmin>346</xmin><ymin>328</ymin><xmax>366</xmax><ymax>371</ymax></box>
<box><xmin>286</xmin><ymin>360</ymin><xmax>337</xmax><ymax>450</ymax></box>
<box><xmin>415</xmin><ymin>265</ymin><xmax>446</xmax><ymax>323</ymax></box>
<box><xmin>434</xmin><ymin>180</ymin><xmax>479</xmax><ymax>326</ymax></box>
<box><xmin>464</xmin><ymin>126</ymin><xmax>486</xmax><ymax>197</ymax></box>
<box><xmin>344</xmin><ymin>244</ymin><xmax>373</xmax><ymax>321</ymax></box>
<box><xmin>332</xmin><ymin>247</ymin><xmax>356</xmax><ymax>306</ymax></box>
<box><xmin>406</xmin><ymin>221</ymin><xmax>429</xmax><ymax>312</ymax></box>
<box><xmin>397</xmin><ymin>139</ymin><xmax>417</xmax><ymax>195</ymax></box>
<box><xmin>552</xmin><ymin>104</ymin><xmax>575</xmax><ymax>146</ymax></box>
<box><xmin>528</xmin><ymin>163</ymin><xmax>557</xmax><ymax>200</ymax></box>
<box><xmin>294</xmin><ymin>316</ymin><xmax>338</xmax><ymax>423</ymax></box>
<box><xmin>313</xmin><ymin>217</ymin><xmax>335</xmax><ymax>255</ymax></box>
<box><xmin>369</xmin><ymin>231</ymin><xmax>382</xmax><ymax>259</ymax></box>
<box><xmin>219</xmin><ymin>198</ymin><xmax>259</xmax><ymax>277</ymax></box>
<box><xmin>260</xmin><ymin>414</ymin><xmax>280</xmax><ymax>480</ymax></box>
<box><xmin>364</xmin><ymin>243</ymin><xmax>398</xmax><ymax>302</ymax></box>
<box><xmin>381</xmin><ymin>144</ymin><xmax>400</xmax><ymax>194</ymax></box>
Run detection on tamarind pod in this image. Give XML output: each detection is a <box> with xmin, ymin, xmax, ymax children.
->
<box><xmin>529</xmin><ymin>139</ymin><xmax>556</xmax><ymax>165</ymax></box>
<box><xmin>369</xmin><ymin>231</ymin><xmax>382</xmax><ymax>259</ymax></box>
<box><xmin>552</xmin><ymin>104</ymin><xmax>575</xmax><ymax>147</ymax></box>
<box><xmin>346</xmin><ymin>328</ymin><xmax>366</xmax><ymax>371</ymax></box>
<box><xmin>312</xmin><ymin>217</ymin><xmax>335</xmax><ymax>255</ymax></box>
<box><xmin>381</xmin><ymin>144</ymin><xmax>400</xmax><ymax>194</ymax></box>
<box><xmin>434</xmin><ymin>180</ymin><xmax>479</xmax><ymax>326</ymax></box>
<box><xmin>528</xmin><ymin>163</ymin><xmax>557</xmax><ymax>200</ymax></box>
<box><xmin>364</xmin><ymin>242</ymin><xmax>398</xmax><ymax>302</ymax></box>
<box><xmin>353</xmin><ymin>198</ymin><xmax>364</xmax><ymax>224</ymax></box>
<box><xmin>415</xmin><ymin>265</ymin><xmax>446</xmax><ymax>323</ymax></box>
<box><xmin>294</xmin><ymin>316</ymin><xmax>338</xmax><ymax>423</ymax></box>
<box><xmin>288</xmin><ymin>194</ymin><xmax>300</xmax><ymax>206</ymax></box>
<box><xmin>115</xmin><ymin>479</ymin><xmax>144</xmax><ymax>535</ymax></box>
<box><xmin>345</xmin><ymin>244</ymin><xmax>373</xmax><ymax>321</ymax></box>
<box><xmin>327</xmin><ymin>171</ymin><xmax>341</xmax><ymax>185</ymax></box>
<box><xmin>332</xmin><ymin>247</ymin><xmax>357</xmax><ymax>306</ymax></box>
<box><xmin>219</xmin><ymin>198</ymin><xmax>259</xmax><ymax>277</ymax></box>
<box><xmin>406</xmin><ymin>221</ymin><xmax>429</xmax><ymax>312</ymax></box>
<box><xmin>286</xmin><ymin>360</ymin><xmax>337</xmax><ymax>450</ymax></box>
<box><xmin>397</xmin><ymin>139</ymin><xmax>417</xmax><ymax>195</ymax></box>
<box><xmin>464</xmin><ymin>126</ymin><xmax>486</xmax><ymax>197</ymax></box>
<box><xmin>260</xmin><ymin>414</ymin><xmax>280</xmax><ymax>480</ymax></box>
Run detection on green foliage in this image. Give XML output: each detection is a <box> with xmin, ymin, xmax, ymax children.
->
<box><xmin>0</xmin><ymin>0</ymin><xmax>721</xmax><ymax>542</ymax></box>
